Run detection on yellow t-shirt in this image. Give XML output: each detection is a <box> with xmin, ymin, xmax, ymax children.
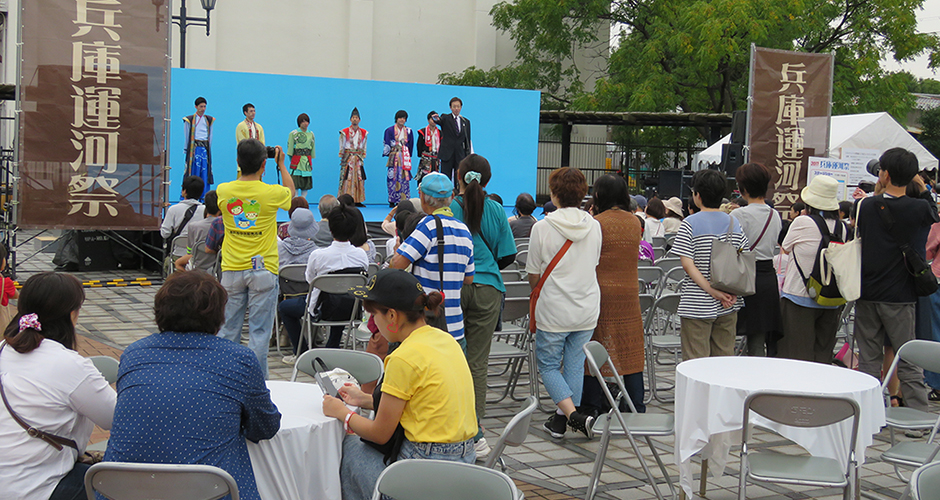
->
<box><xmin>381</xmin><ymin>325</ymin><xmax>477</xmax><ymax>444</ymax></box>
<box><xmin>216</xmin><ymin>180</ymin><xmax>291</xmax><ymax>274</ymax></box>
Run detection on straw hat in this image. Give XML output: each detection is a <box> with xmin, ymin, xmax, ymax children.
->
<box><xmin>800</xmin><ymin>176</ymin><xmax>840</xmax><ymax>212</ymax></box>
<box><xmin>663</xmin><ymin>197</ymin><xmax>683</xmax><ymax>217</ymax></box>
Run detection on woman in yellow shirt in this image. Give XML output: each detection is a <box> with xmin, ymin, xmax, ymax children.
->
<box><xmin>323</xmin><ymin>269</ymin><xmax>477</xmax><ymax>500</ymax></box>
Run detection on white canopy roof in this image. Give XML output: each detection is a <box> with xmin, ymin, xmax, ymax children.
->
<box><xmin>695</xmin><ymin>112</ymin><xmax>938</xmax><ymax>171</ymax></box>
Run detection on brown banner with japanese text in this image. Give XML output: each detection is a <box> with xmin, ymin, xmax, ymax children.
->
<box><xmin>18</xmin><ymin>0</ymin><xmax>168</xmax><ymax>229</ymax></box>
<box><xmin>748</xmin><ymin>46</ymin><xmax>833</xmax><ymax>211</ymax></box>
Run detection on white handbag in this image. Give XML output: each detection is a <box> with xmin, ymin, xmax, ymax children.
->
<box><xmin>825</xmin><ymin>197</ymin><xmax>862</xmax><ymax>302</ymax></box>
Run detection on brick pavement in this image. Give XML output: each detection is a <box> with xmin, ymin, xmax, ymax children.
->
<box><xmin>18</xmin><ymin>230</ymin><xmax>912</xmax><ymax>500</ymax></box>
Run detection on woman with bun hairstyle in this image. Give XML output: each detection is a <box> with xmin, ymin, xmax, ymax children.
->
<box><xmin>323</xmin><ymin>269</ymin><xmax>477</xmax><ymax>500</ymax></box>
<box><xmin>0</xmin><ymin>272</ymin><xmax>116</xmax><ymax>500</ymax></box>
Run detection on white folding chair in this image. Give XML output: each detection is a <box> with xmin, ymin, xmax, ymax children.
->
<box><xmin>84</xmin><ymin>462</ymin><xmax>239</xmax><ymax>500</ymax></box>
<box><xmin>583</xmin><ymin>341</ymin><xmax>676</xmax><ymax>500</ymax></box>
<box><xmin>881</xmin><ymin>340</ymin><xmax>940</xmax><ymax>481</ymax></box>
<box><xmin>302</xmin><ymin>273</ymin><xmax>369</xmax><ymax>351</ymax></box>
<box><xmin>738</xmin><ymin>392</ymin><xmax>860</xmax><ymax>500</ymax></box>
<box><xmin>484</xmin><ymin>396</ymin><xmax>537</xmax><ymax>471</ymax></box>
<box><xmin>371</xmin><ymin>459</ymin><xmax>521</xmax><ymax>500</ymax></box>
<box><xmin>644</xmin><ymin>294</ymin><xmax>681</xmax><ymax>403</ymax></box>
<box><xmin>291</xmin><ymin>347</ymin><xmax>384</xmax><ymax>385</ymax></box>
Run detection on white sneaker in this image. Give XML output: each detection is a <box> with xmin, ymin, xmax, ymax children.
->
<box><xmin>281</xmin><ymin>355</ymin><xmax>297</xmax><ymax>365</ymax></box>
<box><xmin>474</xmin><ymin>437</ymin><xmax>491</xmax><ymax>461</ymax></box>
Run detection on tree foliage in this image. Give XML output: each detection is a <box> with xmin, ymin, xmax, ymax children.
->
<box><xmin>441</xmin><ymin>0</ymin><xmax>939</xmax><ymax>121</ymax></box>
<box><xmin>920</xmin><ymin>107</ymin><xmax>940</xmax><ymax>160</ymax></box>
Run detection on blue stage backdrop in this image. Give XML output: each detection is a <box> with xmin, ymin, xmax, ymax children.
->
<box><xmin>169</xmin><ymin>68</ymin><xmax>540</xmax><ymax>215</ymax></box>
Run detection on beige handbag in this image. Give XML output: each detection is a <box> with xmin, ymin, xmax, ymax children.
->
<box><xmin>709</xmin><ymin>213</ymin><xmax>767</xmax><ymax>297</ymax></box>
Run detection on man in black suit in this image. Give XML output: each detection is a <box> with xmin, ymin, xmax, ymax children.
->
<box><xmin>432</xmin><ymin>97</ymin><xmax>471</xmax><ymax>183</ymax></box>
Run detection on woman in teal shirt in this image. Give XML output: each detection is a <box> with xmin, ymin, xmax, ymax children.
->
<box><xmin>450</xmin><ymin>154</ymin><xmax>517</xmax><ymax>457</ymax></box>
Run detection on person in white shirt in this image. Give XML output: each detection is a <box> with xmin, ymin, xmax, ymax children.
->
<box><xmin>0</xmin><ymin>272</ymin><xmax>116</xmax><ymax>500</ymax></box>
<box><xmin>527</xmin><ymin>167</ymin><xmax>601</xmax><ymax>440</ymax></box>
<box><xmin>160</xmin><ymin>175</ymin><xmax>206</xmax><ymax>256</ymax></box>
<box><xmin>278</xmin><ymin>201</ymin><xmax>369</xmax><ymax>364</ymax></box>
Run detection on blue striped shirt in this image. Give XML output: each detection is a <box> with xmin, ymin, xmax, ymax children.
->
<box><xmin>397</xmin><ymin>213</ymin><xmax>475</xmax><ymax>339</ymax></box>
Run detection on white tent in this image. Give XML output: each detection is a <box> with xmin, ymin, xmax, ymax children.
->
<box><xmin>695</xmin><ymin>112</ymin><xmax>938</xmax><ymax>171</ymax></box>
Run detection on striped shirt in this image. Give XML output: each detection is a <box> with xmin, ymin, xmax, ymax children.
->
<box><xmin>670</xmin><ymin>211</ymin><xmax>748</xmax><ymax>319</ymax></box>
<box><xmin>397</xmin><ymin>212</ymin><xmax>475</xmax><ymax>339</ymax></box>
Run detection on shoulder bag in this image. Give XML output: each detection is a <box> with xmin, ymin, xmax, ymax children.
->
<box><xmin>875</xmin><ymin>198</ymin><xmax>938</xmax><ymax>296</ymax></box>
<box><xmin>529</xmin><ymin>239</ymin><xmax>573</xmax><ymax>333</ymax></box>
<box><xmin>825</xmin><ymin>197</ymin><xmax>863</xmax><ymax>301</ymax></box>
<box><xmin>422</xmin><ymin>215</ymin><xmax>449</xmax><ymax>331</ymax></box>
<box><xmin>709</xmin><ymin>211</ymin><xmax>770</xmax><ymax>297</ymax></box>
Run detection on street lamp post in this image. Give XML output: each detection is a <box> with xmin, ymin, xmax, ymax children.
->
<box><xmin>171</xmin><ymin>0</ymin><xmax>217</xmax><ymax>68</ymax></box>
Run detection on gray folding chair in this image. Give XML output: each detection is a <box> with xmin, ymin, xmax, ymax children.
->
<box><xmin>190</xmin><ymin>243</ymin><xmax>217</xmax><ymax>276</ymax></box>
<box><xmin>909</xmin><ymin>460</ymin><xmax>940</xmax><ymax>500</ymax></box>
<box><xmin>654</xmin><ymin>256</ymin><xmax>682</xmax><ymax>274</ymax></box>
<box><xmin>291</xmin><ymin>347</ymin><xmax>384</xmax><ymax>384</ymax></box>
<box><xmin>637</xmin><ymin>266</ymin><xmax>664</xmax><ymax>296</ymax></box>
<box><xmin>162</xmin><ymin>236</ymin><xmax>190</xmax><ymax>277</ymax></box>
<box><xmin>738</xmin><ymin>392</ymin><xmax>860</xmax><ymax>500</ymax></box>
<box><xmin>500</xmin><ymin>269</ymin><xmax>523</xmax><ymax>282</ymax></box>
<box><xmin>515</xmin><ymin>250</ymin><xmax>528</xmax><ymax>267</ymax></box>
<box><xmin>275</xmin><ymin>264</ymin><xmax>308</xmax><ymax>355</ymax></box>
<box><xmin>638</xmin><ymin>293</ymin><xmax>655</xmax><ymax>317</ymax></box>
<box><xmin>488</xmin><ymin>288</ymin><xmax>534</xmax><ymax>406</ymax></box>
<box><xmin>651</xmin><ymin>236</ymin><xmax>666</xmax><ymax>248</ymax></box>
<box><xmin>302</xmin><ymin>273</ymin><xmax>369</xmax><ymax>351</ymax></box>
<box><xmin>881</xmin><ymin>340</ymin><xmax>940</xmax><ymax>481</ymax></box>
<box><xmin>644</xmin><ymin>294</ymin><xmax>682</xmax><ymax>403</ymax></box>
<box><xmin>371</xmin><ymin>459</ymin><xmax>521</xmax><ymax>500</ymax></box>
<box><xmin>89</xmin><ymin>355</ymin><xmax>119</xmax><ymax>384</ymax></box>
<box><xmin>583</xmin><ymin>341</ymin><xmax>676</xmax><ymax>500</ymax></box>
<box><xmin>84</xmin><ymin>462</ymin><xmax>239</xmax><ymax>500</ymax></box>
<box><xmin>484</xmin><ymin>396</ymin><xmax>537</xmax><ymax>471</ymax></box>
<box><xmin>514</xmin><ymin>237</ymin><xmax>529</xmax><ymax>248</ymax></box>
<box><xmin>660</xmin><ymin>266</ymin><xmax>687</xmax><ymax>295</ymax></box>
<box><xmin>652</xmin><ymin>246</ymin><xmax>666</xmax><ymax>261</ymax></box>
<box><xmin>367</xmin><ymin>263</ymin><xmax>380</xmax><ymax>278</ymax></box>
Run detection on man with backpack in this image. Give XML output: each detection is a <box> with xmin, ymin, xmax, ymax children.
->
<box><xmin>161</xmin><ymin>175</ymin><xmax>206</xmax><ymax>258</ymax></box>
<box><xmin>855</xmin><ymin>147</ymin><xmax>938</xmax><ymax>414</ymax></box>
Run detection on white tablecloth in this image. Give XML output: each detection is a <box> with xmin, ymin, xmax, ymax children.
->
<box><xmin>674</xmin><ymin>357</ymin><xmax>885</xmax><ymax>498</ymax></box>
<box><xmin>248</xmin><ymin>380</ymin><xmax>344</xmax><ymax>500</ymax></box>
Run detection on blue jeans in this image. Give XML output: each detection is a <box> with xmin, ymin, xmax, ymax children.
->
<box><xmin>340</xmin><ymin>435</ymin><xmax>475</xmax><ymax>500</ymax></box>
<box><xmin>278</xmin><ymin>296</ymin><xmax>306</xmax><ymax>355</ymax></box>
<box><xmin>926</xmin><ymin>289</ymin><xmax>940</xmax><ymax>390</ymax></box>
<box><xmin>535</xmin><ymin>328</ymin><xmax>594</xmax><ymax>406</ymax></box>
<box><xmin>50</xmin><ymin>462</ymin><xmax>89</xmax><ymax>500</ymax></box>
<box><xmin>218</xmin><ymin>269</ymin><xmax>278</xmax><ymax>376</ymax></box>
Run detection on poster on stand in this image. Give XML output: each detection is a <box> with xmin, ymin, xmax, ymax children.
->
<box><xmin>807</xmin><ymin>156</ymin><xmax>850</xmax><ymax>201</ymax></box>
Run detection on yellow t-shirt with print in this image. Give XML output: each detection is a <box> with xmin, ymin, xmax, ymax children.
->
<box><xmin>381</xmin><ymin>325</ymin><xmax>477</xmax><ymax>444</ymax></box>
<box><xmin>216</xmin><ymin>179</ymin><xmax>291</xmax><ymax>274</ymax></box>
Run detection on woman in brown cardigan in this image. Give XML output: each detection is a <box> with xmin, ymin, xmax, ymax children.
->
<box><xmin>581</xmin><ymin>174</ymin><xmax>646</xmax><ymax>415</ymax></box>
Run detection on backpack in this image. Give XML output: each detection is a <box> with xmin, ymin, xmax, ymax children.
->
<box><xmin>793</xmin><ymin>215</ymin><xmax>847</xmax><ymax>307</ymax></box>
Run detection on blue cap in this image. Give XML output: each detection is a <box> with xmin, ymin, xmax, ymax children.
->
<box><xmin>419</xmin><ymin>172</ymin><xmax>453</xmax><ymax>199</ymax></box>
<box><xmin>633</xmin><ymin>195</ymin><xmax>647</xmax><ymax>209</ymax></box>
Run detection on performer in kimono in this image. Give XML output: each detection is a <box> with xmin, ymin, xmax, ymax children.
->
<box><xmin>383</xmin><ymin>110</ymin><xmax>414</xmax><ymax>207</ymax></box>
<box><xmin>339</xmin><ymin>107</ymin><xmax>367</xmax><ymax>205</ymax></box>
<box><xmin>287</xmin><ymin>113</ymin><xmax>315</xmax><ymax>198</ymax></box>
<box><xmin>415</xmin><ymin>111</ymin><xmax>440</xmax><ymax>187</ymax></box>
<box><xmin>182</xmin><ymin>97</ymin><xmax>213</xmax><ymax>201</ymax></box>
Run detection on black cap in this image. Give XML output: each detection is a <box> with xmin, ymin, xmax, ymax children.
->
<box><xmin>348</xmin><ymin>269</ymin><xmax>425</xmax><ymax>311</ymax></box>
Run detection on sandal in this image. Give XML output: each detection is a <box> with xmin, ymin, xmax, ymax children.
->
<box><xmin>890</xmin><ymin>395</ymin><xmax>904</xmax><ymax>407</ymax></box>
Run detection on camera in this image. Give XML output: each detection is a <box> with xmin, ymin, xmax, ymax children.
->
<box><xmin>866</xmin><ymin>159</ymin><xmax>880</xmax><ymax>177</ymax></box>
<box><xmin>266</xmin><ymin>146</ymin><xmax>277</xmax><ymax>159</ymax></box>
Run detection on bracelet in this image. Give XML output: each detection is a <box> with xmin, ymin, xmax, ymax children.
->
<box><xmin>344</xmin><ymin>410</ymin><xmax>356</xmax><ymax>434</ymax></box>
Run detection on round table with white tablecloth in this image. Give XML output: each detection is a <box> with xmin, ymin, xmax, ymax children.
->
<box><xmin>674</xmin><ymin>356</ymin><xmax>886</xmax><ymax>498</ymax></box>
<box><xmin>248</xmin><ymin>380</ymin><xmax>345</xmax><ymax>500</ymax></box>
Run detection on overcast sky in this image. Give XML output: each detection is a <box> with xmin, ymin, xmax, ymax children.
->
<box><xmin>881</xmin><ymin>2</ymin><xmax>940</xmax><ymax>80</ymax></box>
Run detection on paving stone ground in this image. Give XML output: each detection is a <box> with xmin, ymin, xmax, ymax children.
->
<box><xmin>17</xmin><ymin>229</ymin><xmax>915</xmax><ymax>500</ymax></box>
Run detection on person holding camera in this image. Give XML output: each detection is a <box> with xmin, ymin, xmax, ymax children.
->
<box><xmin>216</xmin><ymin>139</ymin><xmax>295</xmax><ymax>377</ymax></box>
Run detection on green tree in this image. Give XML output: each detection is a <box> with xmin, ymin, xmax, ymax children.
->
<box><xmin>441</xmin><ymin>0</ymin><xmax>939</xmax><ymax>121</ymax></box>
<box><xmin>920</xmin><ymin>107</ymin><xmax>940</xmax><ymax>159</ymax></box>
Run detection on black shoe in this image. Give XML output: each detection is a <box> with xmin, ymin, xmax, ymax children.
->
<box><xmin>543</xmin><ymin>413</ymin><xmax>567</xmax><ymax>439</ymax></box>
<box><xmin>567</xmin><ymin>411</ymin><xmax>595</xmax><ymax>439</ymax></box>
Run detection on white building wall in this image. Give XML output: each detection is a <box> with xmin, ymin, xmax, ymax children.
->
<box><xmin>177</xmin><ymin>0</ymin><xmax>606</xmax><ymax>86</ymax></box>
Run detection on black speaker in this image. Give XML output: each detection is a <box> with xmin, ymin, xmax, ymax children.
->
<box><xmin>658</xmin><ymin>169</ymin><xmax>684</xmax><ymax>199</ymax></box>
<box><xmin>730</xmin><ymin>110</ymin><xmax>747</xmax><ymax>144</ymax></box>
<box><xmin>721</xmin><ymin>143</ymin><xmax>745</xmax><ymax>178</ymax></box>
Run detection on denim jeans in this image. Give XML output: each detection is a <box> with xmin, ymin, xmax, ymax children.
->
<box><xmin>218</xmin><ymin>269</ymin><xmax>278</xmax><ymax>376</ymax></box>
<box><xmin>278</xmin><ymin>296</ymin><xmax>306</xmax><ymax>355</ymax></box>
<box><xmin>535</xmin><ymin>328</ymin><xmax>594</xmax><ymax>405</ymax></box>
<box><xmin>581</xmin><ymin>371</ymin><xmax>646</xmax><ymax>415</ymax></box>
<box><xmin>50</xmin><ymin>462</ymin><xmax>89</xmax><ymax>500</ymax></box>
<box><xmin>926</xmin><ymin>289</ymin><xmax>940</xmax><ymax>390</ymax></box>
<box><xmin>340</xmin><ymin>435</ymin><xmax>475</xmax><ymax>500</ymax></box>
